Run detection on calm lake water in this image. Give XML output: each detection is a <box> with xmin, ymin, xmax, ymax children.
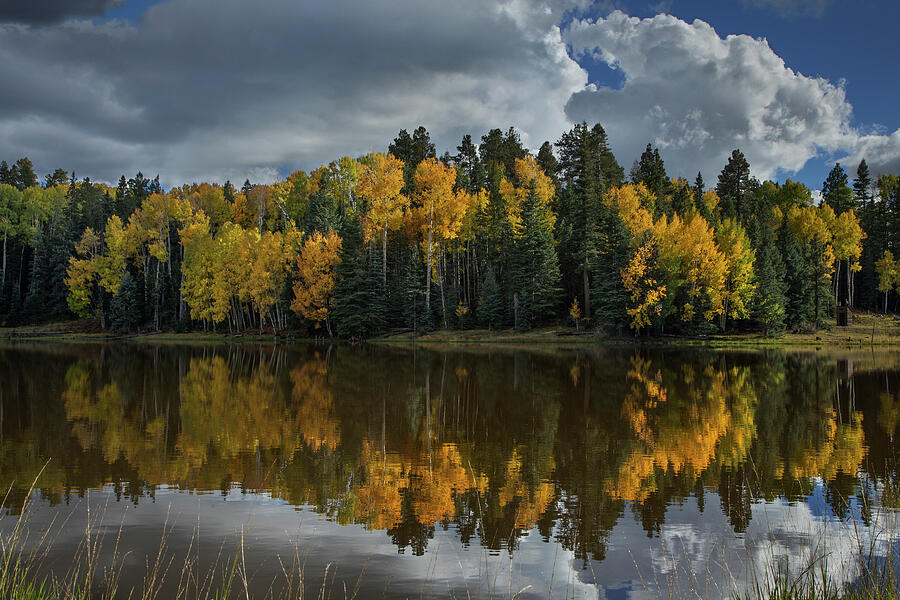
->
<box><xmin>1</xmin><ymin>342</ymin><xmax>899</xmax><ymax>598</ymax></box>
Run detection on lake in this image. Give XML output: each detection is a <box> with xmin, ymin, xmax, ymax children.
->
<box><xmin>0</xmin><ymin>342</ymin><xmax>898</xmax><ymax>598</ymax></box>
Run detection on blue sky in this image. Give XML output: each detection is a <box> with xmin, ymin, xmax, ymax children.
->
<box><xmin>1</xmin><ymin>0</ymin><xmax>897</xmax><ymax>191</ymax></box>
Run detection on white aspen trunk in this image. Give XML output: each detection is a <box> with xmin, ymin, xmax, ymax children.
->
<box><xmin>425</xmin><ymin>204</ymin><xmax>433</xmax><ymax>313</ymax></box>
<box><xmin>1</xmin><ymin>230</ymin><xmax>7</xmax><ymax>291</ymax></box>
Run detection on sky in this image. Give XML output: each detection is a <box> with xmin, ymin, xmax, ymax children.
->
<box><xmin>0</xmin><ymin>0</ymin><xmax>897</xmax><ymax>192</ymax></box>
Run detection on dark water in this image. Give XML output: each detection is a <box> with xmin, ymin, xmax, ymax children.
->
<box><xmin>1</xmin><ymin>342</ymin><xmax>899</xmax><ymax>598</ymax></box>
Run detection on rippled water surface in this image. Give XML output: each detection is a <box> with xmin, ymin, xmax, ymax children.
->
<box><xmin>1</xmin><ymin>342</ymin><xmax>899</xmax><ymax>598</ymax></box>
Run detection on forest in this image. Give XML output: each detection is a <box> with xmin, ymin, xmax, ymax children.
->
<box><xmin>0</xmin><ymin>122</ymin><xmax>896</xmax><ymax>338</ymax></box>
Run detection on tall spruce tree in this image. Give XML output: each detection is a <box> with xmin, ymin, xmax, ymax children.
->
<box><xmin>478</xmin><ymin>267</ymin><xmax>504</xmax><ymax>330</ymax></box>
<box><xmin>507</xmin><ymin>186</ymin><xmax>561</xmax><ymax>329</ymax></box>
<box><xmin>591</xmin><ymin>202</ymin><xmax>630</xmax><ymax>333</ymax></box>
<box><xmin>716</xmin><ymin>150</ymin><xmax>752</xmax><ymax>223</ymax></box>
<box><xmin>822</xmin><ymin>163</ymin><xmax>855</xmax><ymax>214</ymax></box>
<box><xmin>631</xmin><ymin>144</ymin><xmax>671</xmax><ymax>215</ymax></box>
<box><xmin>555</xmin><ymin>122</ymin><xmax>622</xmax><ymax>321</ymax></box>
<box><xmin>753</xmin><ymin>220</ymin><xmax>786</xmax><ymax>335</ymax></box>
<box><xmin>332</xmin><ymin>216</ymin><xmax>377</xmax><ymax>338</ymax></box>
<box><xmin>778</xmin><ymin>216</ymin><xmax>813</xmax><ymax>329</ymax></box>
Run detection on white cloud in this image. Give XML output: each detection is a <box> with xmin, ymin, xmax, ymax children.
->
<box><xmin>563</xmin><ymin>11</ymin><xmax>859</xmax><ymax>182</ymax></box>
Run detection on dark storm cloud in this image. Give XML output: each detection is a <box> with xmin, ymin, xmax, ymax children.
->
<box><xmin>0</xmin><ymin>0</ymin><xmax>585</xmax><ymax>184</ymax></box>
<box><xmin>0</xmin><ymin>0</ymin><xmax>125</xmax><ymax>24</ymax></box>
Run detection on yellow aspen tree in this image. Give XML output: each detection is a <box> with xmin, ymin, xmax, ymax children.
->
<box><xmin>604</xmin><ymin>183</ymin><xmax>655</xmax><ymax>240</ymax></box>
<box><xmin>621</xmin><ymin>241</ymin><xmax>666</xmax><ymax>331</ymax></box>
<box><xmin>414</xmin><ymin>158</ymin><xmax>473</xmax><ymax>315</ymax></box>
<box><xmin>829</xmin><ymin>209</ymin><xmax>865</xmax><ymax>307</ymax></box>
<box><xmin>65</xmin><ymin>227</ymin><xmax>102</xmax><ymax>320</ymax></box>
<box><xmin>248</xmin><ymin>231</ymin><xmax>290</xmax><ymax>334</ymax></box>
<box><xmin>94</xmin><ymin>215</ymin><xmax>130</xmax><ymax>295</ymax></box>
<box><xmin>214</xmin><ymin>222</ymin><xmax>254</xmax><ymax>329</ymax></box>
<box><xmin>179</xmin><ymin>212</ymin><xmax>220</xmax><ymax>324</ymax></box>
<box><xmin>715</xmin><ymin>218</ymin><xmax>757</xmax><ymax>331</ymax></box>
<box><xmin>875</xmin><ymin>250</ymin><xmax>898</xmax><ymax>313</ymax></box>
<box><xmin>291</xmin><ymin>230</ymin><xmax>342</xmax><ymax>336</ymax></box>
<box><xmin>787</xmin><ymin>205</ymin><xmax>836</xmax><ymax>327</ymax></box>
<box><xmin>357</xmin><ymin>152</ymin><xmax>408</xmax><ymax>285</ymax></box>
<box><xmin>499</xmin><ymin>156</ymin><xmax>556</xmax><ymax>231</ymax></box>
<box><xmin>653</xmin><ymin>212</ymin><xmax>727</xmax><ymax>324</ymax></box>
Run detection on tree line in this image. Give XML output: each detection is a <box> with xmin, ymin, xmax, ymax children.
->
<box><xmin>0</xmin><ymin>123</ymin><xmax>896</xmax><ymax>337</ymax></box>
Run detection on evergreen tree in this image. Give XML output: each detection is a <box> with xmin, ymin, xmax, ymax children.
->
<box><xmin>822</xmin><ymin>163</ymin><xmax>855</xmax><ymax>214</ymax></box>
<box><xmin>778</xmin><ymin>217</ymin><xmax>813</xmax><ymax>329</ymax></box>
<box><xmin>630</xmin><ymin>144</ymin><xmax>671</xmax><ymax>215</ymax></box>
<box><xmin>43</xmin><ymin>168</ymin><xmax>69</xmax><ymax>188</ymax></box>
<box><xmin>477</xmin><ymin>267</ymin><xmax>504</xmax><ymax>330</ymax></box>
<box><xmin>753</xmin><ymin>221</ymin><xmax>786</xmax><ymax>335</ymax></box>
<box><xmin>453</xmin><ymin>134</ymin><xmax>484</xmax><ymax>193</ymax></box>
<box><xmin>536</xmin><ymin>141</ymin><xmax>559</xmax><ymax>188</ymax></box>
<box><xmin>110</xmin><ymin>271</ymin><xmax>141</xmax><ymax>332</ymax></box>
<box><xmin>331</xmin><ymin>216</ymin><xmax>386</xmax><ymax>338</ymax></box>
<box><xmin>555</xmin><ymin>122</ymin><xmax>622</xmax><ymax>321</ymax></box>
<box><xmin>12</xmin><ymin>158</ymin><xmax>37</xmax><ymax>191</ymax></box>
<box><xmin>223</xmin><ymin>180</ymin><xmax>235</xmax><ymax>204</ymax></box>
<box><xmin>507</xmin><ymin>186</ymin><xmax>561</xmax><ymax>329</ymax></box>
<box><xmin>853</xmin><ymin>159</ymin><xmax>872</xmax><ymax>205</ymax></box>
<box><xmin>25</xmin><ymin>207</ymin><xmax>73</xmax><ymax>321</ymax></box>
<box><xmin>479</xmin><ymin>127</ymin><xmax>527</xmax><ymax>181</ymax></box>
<box><xmin>591</xmin><ymin>203</ymin><xmax>629</xmax><ymax>333</ymax></box>
<box><xmin>716</xmin><ymin>150</ymin><xmax>752</xmax><ymax>223</ymax></box>
<box><xmin>389</xmin><ymin>126</ymin><xmax>436</xmax><ymax>193</ymax></box>
<box><xmin>0</xmin><ymin>161</ymin><xmax>10</xmax><ymax>186</ymax></box>
<box><xmin>396</xmin><ymin>246</ymin><xmax>428</xmax><ymax>332</ymax></box>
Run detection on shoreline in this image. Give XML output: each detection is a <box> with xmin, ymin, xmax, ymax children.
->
<box><xmin>2</xmin><ymin>311</ymin><xmax>900</xmax><ymax>347</ymax></box>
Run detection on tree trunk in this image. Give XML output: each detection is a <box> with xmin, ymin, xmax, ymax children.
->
<box><xmin>1</xmin><ymin>230</ymin><xmax>6</xmax><ymax>292</ymax></box>
<box><xmin>847</xmin><ymin>259</ymin><xmax>852</xmax><ymax>308</ymax></box>
<box><xmin>582</xmin><ymin>260</ymin><xmax>591</xmax><ymax>321</ymax></box>
<box><xmin>382</xmin><ymin>227</ymin><xmax>388</xmax><ymax>289</ymax></box>
<box><xmin>426</xmin><ymin>210</ymin><xmax>433</xmax><ymax>314</ymax></box>
<box><xmin>440</xmin><ymin>246</ymin><xmax>447</xmax><ymax>329</ymax></box>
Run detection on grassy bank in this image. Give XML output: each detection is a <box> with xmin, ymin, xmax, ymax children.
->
<box><xmin>4</xmin><ymin>311</ymin><xmax>900</xmax><ymax>347</ymax></box>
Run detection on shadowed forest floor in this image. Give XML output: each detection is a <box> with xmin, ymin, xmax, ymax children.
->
<box><xmin>4</xmin><ymin>311</ymin><xmax>900</xmax><ymax>346</ymax></box>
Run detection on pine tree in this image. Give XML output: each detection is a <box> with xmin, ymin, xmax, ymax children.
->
<box><xmin>110</xmin><ymin>271</ymin><xmax>141</xmax><ymax>332</ymax></box>
<box><xmin>716</xmin><ymin>150</ymin><xmax>752</xmax><ymax>223</ymax></box>
<box><xmin>822</xmin><ymin>163</ymin><xmax>855</xmax><ymax>214</ymax></box>
<box><xmin>853</xmin><ymin>160</ymin><xmax>872</xmax><ymax>205</ymax></box>
<box><xmin>555</xmin><ymin>122</ymin><xmax>622</xmax><ymax>321</ymax></box>
<box><xmin>753</xmin><ymin>221</ymin><xmax>786</xmax><ymax>335</ymax></box>
<box><xmin>778</xmin><ymin>217</ymin><xmax>813</xmax><ymax>330</ymax></box>
<box><xmin>631</xmin><ymin>144</ymin><xmax>671</xmax><ymax>215</ymax></box>
<box><xmin>591</xmin><ymin>203</ymin><xmax>629</xmax><ymax>332</ymax></box>
<box><xmin>331</xmin><ymin>216</ymin><xmax>372</xmax><ymax>338</ymax></box>
<box><xmin>536</xmin><ymin>141</ymin><xmax>559</xmax><ymax>188</ymax></box>
<box><xmin>507</xmin><ymin>186</ymin><xmax>561</xmax><ymax>329</ymax></box>
<box><xmin>477</xmin><ymin>267</ymin><xmax>504</xmax><ymax>330</ymax></box>
<box><xmin>13</xmin><ymin>158</ymin><xmax>37</xmax><ymax>191</ymax></box>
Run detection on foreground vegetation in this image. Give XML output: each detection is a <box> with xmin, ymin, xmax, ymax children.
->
<box><xmin>0</xmin><ymin>125</ymin><xmax>898</xmax><ymax>340</ymax></box>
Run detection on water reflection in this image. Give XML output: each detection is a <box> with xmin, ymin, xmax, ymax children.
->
<box><xmin>0</xmin><ymin>344</ymin><xmax>894</xmax><ymax>564</ymax></box>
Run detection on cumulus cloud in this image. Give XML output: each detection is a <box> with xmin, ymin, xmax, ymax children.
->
<box><xmin>0</xmin><ymin>0</ymin><xmax>125</xmax><ymax>24</ymax></box>
<box><xmin>0</xmin><ymin>0</ymin><xmax>586</xmax><ymax>185</ymax></box>
<box><xmin>563</xmin><ymin>11</ymin><xmax>857</xmax><ymax>181</ymax></box>
<box><xmin>842</xmin><ymin>130</ymin><xmax>900</xmax><ymax>180</ymax></box>
<box><xmin>3</xmin><ymin>2</ymin><xmax>900</xmax><ymax>189</ymax></box>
